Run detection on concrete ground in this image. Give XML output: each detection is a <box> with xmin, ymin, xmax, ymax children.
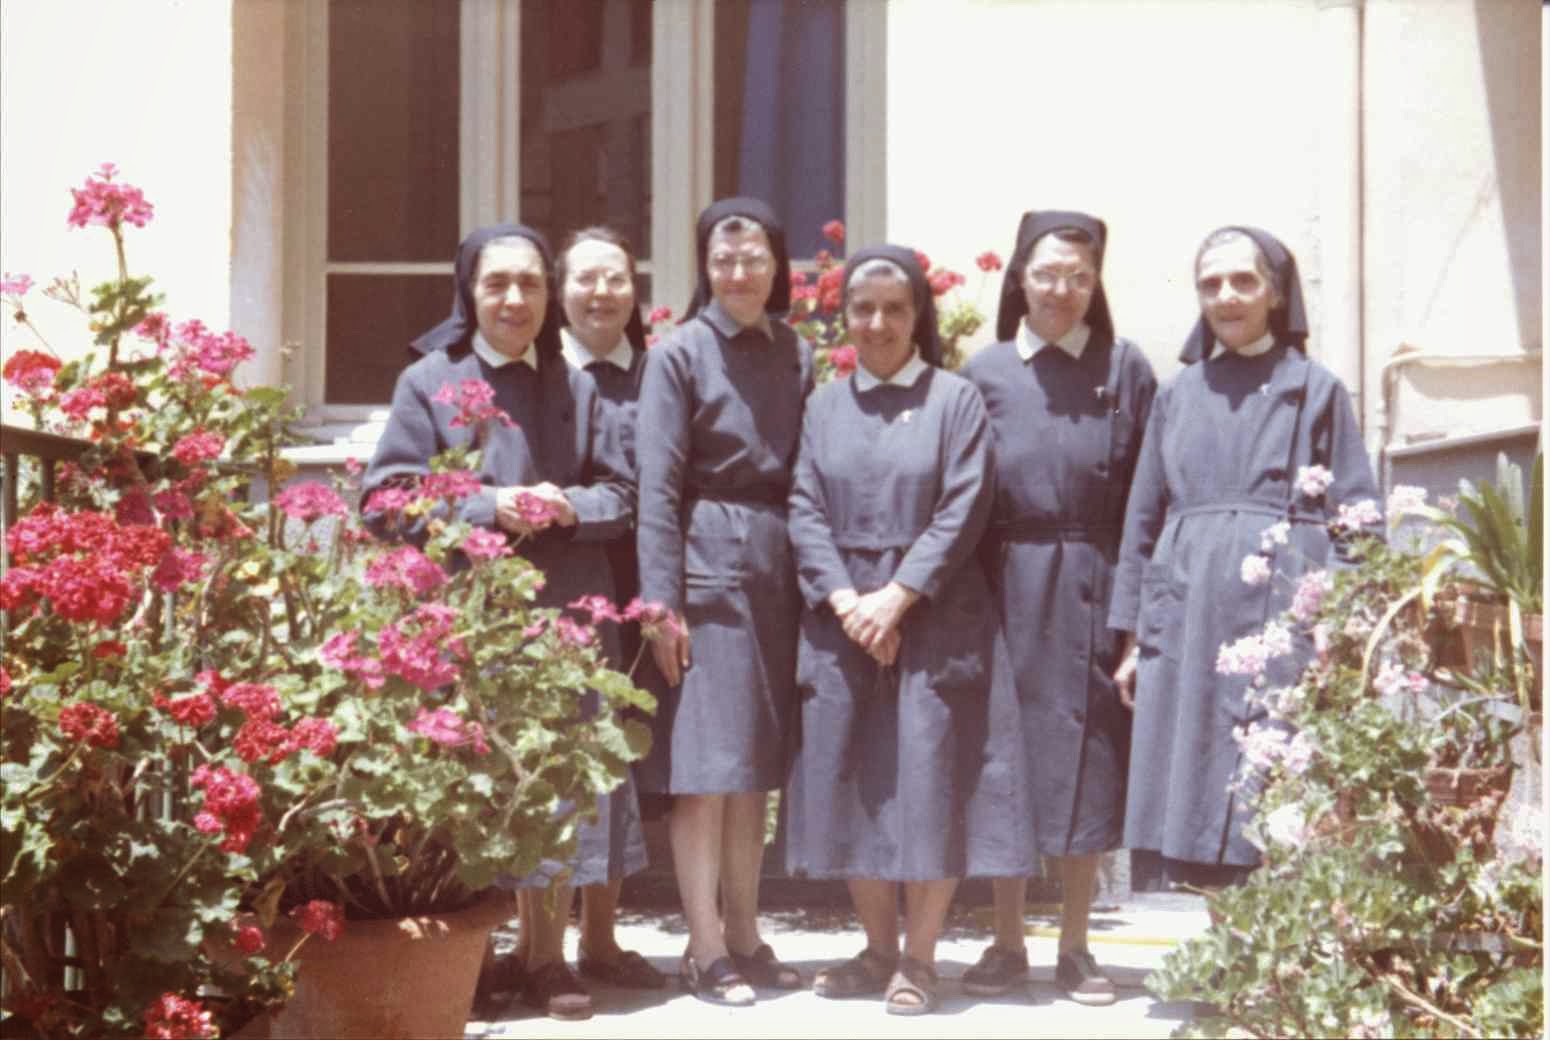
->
<box><xmin>466</xmin><ymin>893</ymin><xmax>1210</xmax><ymax>1038</ymax></box>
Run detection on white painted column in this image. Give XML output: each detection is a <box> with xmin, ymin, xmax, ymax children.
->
<box><xmin>651</xmin><ymin>0</ymin><xmax>715</xmax><ymax>316</ymax></box>
<box><xmin>1316</xmin><ymin>0</ymin><xmax>1367</xmax><ymax>440</ymax></box>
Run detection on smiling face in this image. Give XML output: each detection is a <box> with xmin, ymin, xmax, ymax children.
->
<box><xmin>1021</xmin><ymin>234</ymin><xmax>1098</xmax><ymax>344</ymax></box>
<box><xmin>473</xmin><ymin>237</ymin><xmax>548</xmax><ymax>358</ymax></box>
<box><xmin>1195</xmin><ymin>235</ymin><xmax>1278</xmax><ymax>351</ymax></box>
<box><xmin>560</xmin><ymin>238</ymin><xmax>635</xmax><ymax>355</ymax></box>
<box><xmin>845</xmin><ymin>266</ymin><xmax>917</xmax><ymax>381</ymax></box>
<box><xmin>705</xmin><ymin>222</ymin><xmax>775</xmax><ymax>326</ymax></box>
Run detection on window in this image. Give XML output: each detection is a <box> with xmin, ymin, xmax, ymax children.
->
<box><xmin>290</xmin><ymin>0</ymin><xmax>875</xmax><ymax>415</ymax></box>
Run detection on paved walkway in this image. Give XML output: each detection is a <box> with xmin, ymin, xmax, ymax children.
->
<box><xmin>467</xmin><ymin>894</ymin><xmax>1210</xmax><ymax>1038</ymax></box>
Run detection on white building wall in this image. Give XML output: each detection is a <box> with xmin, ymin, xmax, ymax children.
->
<box><xmin>0</xmin><ymin>0</ymin><xmax>235</xmax><ymax>380</ymax></box>
<box><xmin>884</xmin><ymin>0</ymin><xmax>1326</xmax><ymax>384</ymax></box>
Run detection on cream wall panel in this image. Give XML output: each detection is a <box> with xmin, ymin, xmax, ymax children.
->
<box><xmin>0</xmin><ymin>0</ymin><xmax>234</xmax><ymax>372</ymax></box>
<box><xmin>1361</xmin><ymin>0</ymin><xmax>1541</xmax><ymax>440</ymax></box>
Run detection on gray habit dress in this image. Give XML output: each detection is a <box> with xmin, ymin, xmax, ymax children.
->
<box><xmin>1108</xmin><ymin>343</ymin><xmax>1377</xmax><ymax>870</ymax></box>
<box><xmin>963</xmin><ymin>333</ymin><xmax>1156</xmax><ymax>856</ymax></box>
<box><xmin>783</xmin><ymin>365</ymin><xmax>1034</xmax><ymax>881</ymax></box>
<box><xmin>634</xmin><ymin>300</ymin><xmax>814</xmax><ymax>794</ymax></box>
<box><xmin>364</xmin><ymin>344</ymin><xmax>648</xmax><ymax>886</ymax></box>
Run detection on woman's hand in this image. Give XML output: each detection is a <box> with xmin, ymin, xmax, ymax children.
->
<box><xmin>842</xmin><ymin>582</ymin><xmax>918</xmax><ymax>653</ymax></box>
<box><xmin>1113</xmin><ymin>632</ymin><xmax>1139</xmax><ymax>709</ymax></box>
<box><xmin>868</xmin><ymin>627</ymin><xmax>901</xmax><ymax>667</ymax></box>
<box><xmin>832</xmin><ymin>587</ymin><xmax>899</xmax><ymax>665</ymax></box>
<box><xmin>527</xmin><ymin>482</ymin><xmax>577</xmax><ymax>527</ymax></box>
<box><xmin>650</xmin><ymin>626</ymin><xmax>692</xmax><ymax>687</ymax></box>
<box><xmin>494</xmin><ymin>484</ymin><xmax>577</xmax><ymax>536</ymax></box>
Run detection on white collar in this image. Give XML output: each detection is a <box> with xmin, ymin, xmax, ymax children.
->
<box><xmin>703</xmin><ymin>298</ymin><xmax>774</xmax><ymax>341</ymax></box>
<box><xmin>854</xmin><ymin>349</ymin><xmax>928</xmax><ymax>391</ymax></box>
<box><xmin>560</xmin><ymin>327</ymin><xmax>634</xmax><ymax>372</ymax></box>
<box><xmin>1016</xmin><ymin>320</ymin><xmax>1091</xmax><ymax>361</ymax></box>
<box><xmin>1210</xmin><ymin>331</ymin><xmax>1276</xmax><ymax>360</ymax></box>
<box><xmin>472</xmin><ymin>330</ymin><xmax>538</xmax><ymax>370</ymax></box>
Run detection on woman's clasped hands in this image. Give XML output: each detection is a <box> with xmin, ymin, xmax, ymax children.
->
<box><xmin>828</xmin><ymin>583</ymin><xmax>918</xmax><ymax>667</ymax></box>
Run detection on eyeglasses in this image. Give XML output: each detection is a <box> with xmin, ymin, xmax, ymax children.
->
<box><xmin>571</xmin><ymin>270</ymin><xmax>633</xmax><ymax>292</ymax></box>
<box><xmin>708</xmin><ymin>251</ymin><xmax>773</xmax><ymax>275</ymax></box>
<box><xmin>1027</xmin><ymin>268</ymin><xmax>1096</xmax><ymax>293</ymax></box>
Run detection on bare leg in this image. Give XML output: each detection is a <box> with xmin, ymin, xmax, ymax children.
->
<box><xmin>515</xmin><ymin>886</ymin><xmax>533</xmax><ymax>964</ymax></box>
<box><xmin>719</xmin><ymin>790</ymin><xmax>768</xmax><ymax>955</ymax></box>
<box><xmin>846</xmin><ymin>879</ymin><xmax>901</xmax><ymax>954</ymax></box>
<box><xmin>1057</xmin><ymin>854</ymin><xmax>1100</xmax><ymax>953</ymax></box>
<box><xmin>579</xmin><ymin>880</ymin><xmax>624</xmax><ymax>962</ymax></box>
<box><xmin>901</xmin><ymin>878</ymin><xmax>958</xmax><ymax>965</ymax></box>
<box><xmin>521</xmin><ymin>884</ymin><xmax>575</xmax><ymax>970</ymax></box>
<box><xmin>670</xmin><ymin>793</ymin><xmax>729</xmax><ymax>967</ymax></box>
<box><xmin>989</xmin><ymin>875</ymin><xmax>1030</xmax><ymax>952</ymax></box>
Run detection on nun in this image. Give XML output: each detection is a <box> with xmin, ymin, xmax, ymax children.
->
<box><xmin>1108</xmin><ymin>226</ymin><xmax>1377</xmax><ymax>890</ymax></box>
<box><xmin>960</xmin><ymin>211</ymin><xmax>1157</xmax><ymax>1006</ymax></box>
<box><xmin>366</xmin><ymin>223</ymin><xmax>643</xmax><ymax>1021</ymax></box>
<box><xmin>785</xmin><ymin>246</ymin><xmax>1032</xmax><ymax>1017</ymax></box>
<box><xmin>634</xmin><ymin>197</ymin><xmax>813</xmax><ymax>1005</ymax></box>
<box><xmin>550</xmin><ymin>226</ymin><xmax>666</xmax><ymax>991</ymax></box>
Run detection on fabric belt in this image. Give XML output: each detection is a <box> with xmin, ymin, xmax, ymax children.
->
<box><xmin>689</xmin><ymin>486</ymin><xmax>787</xmax><ymax>507</ymax></box>
<box><xmin>1170</xmin><ymin>499</ymin><xmax>1322</xmax><ymax>523</ymax></box>
<box><xmin>991</xmin><ymin>518</ymin><xmax>1120</xmax><ymax>542</ymax></box>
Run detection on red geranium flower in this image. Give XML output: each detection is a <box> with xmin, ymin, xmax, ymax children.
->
<box><xmin>290</xmin><ymin>899</ymin><xmax>345</xmax><ymax>942</ymax></box>
<box><xmin>822</xmin><ymin>219</ymin><xmax>846</xmax><ymax>246</ymax></box>
<box><xmin>59</xmin><ymin>702</ymin><xmax>120</xmax><ymax>749</ymax></box>
<box><xmin>2</xmin><ymin>350</ymin><xmax>60</xmax><ymax>394</ymax></box>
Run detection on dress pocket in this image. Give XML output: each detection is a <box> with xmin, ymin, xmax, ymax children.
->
<box><xmin>1136</xmin><ymin>561</ymin><xmax>1185</xmax><ymax>662</ymax></box>
<box><xmin>922</xmin><ymin>573</ymin><xmax>990</xmax><ymax>695</ymax></box>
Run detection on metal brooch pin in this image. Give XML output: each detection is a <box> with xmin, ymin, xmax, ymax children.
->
<box><xmin>900</xmin><ymin>409</ymin><xmax>915</xmax><ymax>424</ymax></box>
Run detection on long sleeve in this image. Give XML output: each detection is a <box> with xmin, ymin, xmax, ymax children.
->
<box><xmin>563</xmin><ymin>384</ymin><xmax>636</xmax><ymax>543</ymax></box>
<box><xmin>1108</xmin><ymin>385</ymin><xmax>1171</xmax><ymax>632</ymax></box>
<box><xmin>635</xmin><ymin>341</ymin><xmax>693</xmax><ymax>614</ymax></box>
<box><xmin>891</xmin><ymin>385</ymin><xmax>994</xmax><ymax>601</ymax></box>
<box><xmin>1315</xmin><ymin>375</ymin><xmax>1381</xmax><ymax>563</ymax></box>
<box><xmin>362</xmin><ymin>366</ymin><xmax>497</xmax><ymax>541</ymax></box>
<box><xmin>787</xmin><ymin>404</ymin><xmax>855</xmax><ymax>609</ymax></box>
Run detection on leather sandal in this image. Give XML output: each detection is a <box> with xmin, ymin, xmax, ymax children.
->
<box><xmin>730</xmin><ymin>942</ymin><xmax>803</xmax><ymax>990</ymax></box>
<box><xmin>814</xmin><ymin>946</ymin><xmax>897</xmax><ymax>998</ymax></box>
<box><xmin>578</xmin><ymin>948</ymin><xmax>667</xmax><ymax>989</ymax></box>
<box><xmin>884</xmin><ymin>956</ymin><xmax>939</xmax><ymax>1016</ymax></box>
<box><xmin>680</xmin><ymin>951</ymin><xmax>756</xmax><ymax>1006</ymax></box>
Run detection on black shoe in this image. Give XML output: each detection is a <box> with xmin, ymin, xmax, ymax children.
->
<box><xmin>521</xmin><ymin>960</ymin><xmax>594</xmax><ymax>1020</ymax></box>
<box><xmin>471</xmin><ymin>952</ymin><xmax>524</xmax><ymax>1020</ymax></box>
<box><xmin>1055</xmin><ymin>948</ymin><xmax>1117</xmax><ymax>1006</ymax></box>
<box><xmin>961</xmin><ymin>944</ymin><xmax>1028</xmax><ymax>996</ymax></box>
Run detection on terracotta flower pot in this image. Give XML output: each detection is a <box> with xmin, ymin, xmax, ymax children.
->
<box><xmin>248</xmin><ymin>891</ymin><xmax>514</xmax><ymax>1040</ymax></box>
<box><xmin>1436</xmin><ymin>595</ymin><xmax>1542</xmax><ymax>683</ymax></box>
<box><xmin>1411</xmin><ymin>764</ymin><xmax>1513</xmax><ymax>864</ymax></box>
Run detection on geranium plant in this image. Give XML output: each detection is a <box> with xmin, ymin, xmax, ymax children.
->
<box><xmin>787</xmin><ymin>220</ymin><xmax>1000</xmax><ymax>380</ymax></box>
<box><xmin>1</xmin><ymin>166</ymin><xmax>656</xmax><ymax>1038</ymax></box>
<box><xmin>1150</xmin><ymin>486</ymin><xmax>1543</xmax><ymax>1038</ymax></box>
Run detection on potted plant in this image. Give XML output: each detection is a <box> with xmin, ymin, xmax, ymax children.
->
<box><xmin>1149</xmin><ymin>487</ymin><xmax>1543</xmax><ymax>1037</ymax></box>
<box><xmin>1413</xmin><ymin>453</ymin><xmax>1543</xmax><ymax>714</ymax></box>
<box><xmin>1</xmin><ymin>165</ymin><xmax>657</xmax><ymax>1039</ymax></box>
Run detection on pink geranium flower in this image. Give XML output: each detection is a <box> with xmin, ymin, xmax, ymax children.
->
<box><xmin>365</xmin><ymin>546</ymin><xmax>447</xmax><ymax>596</ymax></box>
<box><xmin>67</xmin><ymin>163</ymin><xmax>155</xmax><ymax>230</ymax></box>
<box><xmin>273</xmin><ymin>481</ymin><xmax>349</xmax><ymax>523</ymax></box>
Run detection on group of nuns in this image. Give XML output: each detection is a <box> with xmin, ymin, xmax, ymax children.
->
<box><xmin>362</xmin><ymin>197</ymin><xmax>1377</xmax><ymax>1019</ymax></box>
